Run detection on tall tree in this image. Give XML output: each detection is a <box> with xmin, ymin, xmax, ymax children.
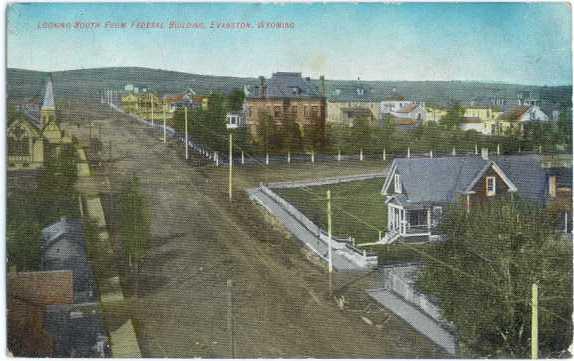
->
<box><xmin>119</xmin><ymin>176</ymin><xmax>151</xmax><ymax>296</ymax></box>
<box><xmin>441</xmin><ymin>103</ymin><xmax>466</xmax><ymax>130</ymax></box>
<box><xmin>417</xmin><ymin>199</ymin><xmax>572</xmax><ymax>358</ymax></box>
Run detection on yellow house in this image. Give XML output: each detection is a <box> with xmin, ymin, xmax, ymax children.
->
<box><xmin>462</xmin><ymin>105</ymin><xmax>503</xmax><ymax>135</ymax></box>
<box><xmin>121</xmin><ymin>93</ymin><xmax>139</xmax><ymax>114</ymax></box>
<box><xmin>426</xmin><ymin>106</ymin><xmax>448</xmax><ymax>123</ymax></box>
<box><xmin>136</xmin><ymin>92</ymin><xmax>163</xmax><ymax>122</ymax></box>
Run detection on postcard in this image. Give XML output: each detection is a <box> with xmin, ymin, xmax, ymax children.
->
<box><xmin>6</xmin><ymin>2</ymin><xmax>573</xmax><ymax>358</ymax></box>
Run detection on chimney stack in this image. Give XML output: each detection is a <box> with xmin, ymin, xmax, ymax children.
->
<box><xmin>259</xmin><ymin>76</ymin><xmax>267</xmax><ymax>98</ymax></box>
<box><xmin>481</xmin><ymin>147</ymin><xmax>489</xmax><ymax>160</ymax></box>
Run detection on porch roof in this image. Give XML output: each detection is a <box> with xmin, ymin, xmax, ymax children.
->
<box><xmin>386</xmin><ymin>194</ymin><xmax>445</xmax><ymax>209</ymax></box>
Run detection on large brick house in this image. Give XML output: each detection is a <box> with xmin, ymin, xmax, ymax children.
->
<box><xmin>244</xmin><ymin>72</ymin><xmax>326</xmax><ymax>144</ymax></box>
<box><xmin>379</xmin><ymin>152</ymin><xmax>568</xmax><ymax>243</ymax></box>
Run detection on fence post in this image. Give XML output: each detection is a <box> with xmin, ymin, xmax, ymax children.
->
<box><xmin>474</xmin><ymin>144</ymin><xmax>478</xmax><ymax>154</ymax></box>
<box><xmin>215</xmin><ymin>152</ymin><xmax>219</xmax><ymax>167</ymax></box>
<box><xmin>337</xmin><ymin>149</ymin><xmax>341</xmax><ymax>162</ymax></box>
<box><xmin>407</xmin><ymin>147</ymin><xmax>411</xmax><ymax>158</ymax></box>
<box><xmin>360</xmin><ymin>148</ymin><xmax>364</xmax><ymax>161</ymax></box>
<box><xmin>266</xmin><ymin>153</ymin><xmax>269</xmax><ymax>165</ymax></box>
<box><xmin>383</xmin><ymin>148</ymin><xmax>386</xmax><ymax>161</ymax></box>
<box><xmin>287</xmin><ymin>151</ymin><xmax>291</xmax><ymax>164</ymax></box>
<box><xmin>311</xmin><ymin>150</ymin><xmax>315</xmax><ymax>164</ymax></box>
<box><xmin>429</xmin><ymin>150</ymin><xmax>433</xmax><ymax>158</ymax></box>
<box><xmin>241</xmin><ymin>151</ymin><xmax>245</xmax><ymax>165</ymax></box>
<box><xmin>497</xmin><ymin>144</ymin><xmax>500</xmax><ymax>155</ymax></box>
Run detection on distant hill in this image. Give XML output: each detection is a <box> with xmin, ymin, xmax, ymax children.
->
<box><xmin>7</xmin><ymin>67</ymin><xmax>572</xmax><ymax>108</ymax></box>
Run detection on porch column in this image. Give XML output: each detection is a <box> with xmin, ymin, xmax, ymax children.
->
<box><xmin>401</xmin><ymin>209</ymin><xmax>407</xmax><ymax>234</ymax></box>
<box><xmin>427</xmin><ymin>208</ymin><xmax>431</xmax><ymax>232</ymax></box>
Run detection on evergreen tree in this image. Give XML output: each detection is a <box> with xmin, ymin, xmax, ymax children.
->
<box><xmin>417</xmin><ymin>199</ymin><xmax>572</xmax><ymax>358</ymax></box>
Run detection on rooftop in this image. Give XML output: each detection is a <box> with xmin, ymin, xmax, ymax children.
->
<box><xmin>386</xmin><ymin>154</ymin><xmax>548</xmax><ymax>206</ymax></box>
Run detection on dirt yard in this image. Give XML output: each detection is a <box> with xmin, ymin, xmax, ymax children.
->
<box><xmin>63</xmin><ymin>99</ymin><xmax>447</xmax><ymax>358</ymax></box>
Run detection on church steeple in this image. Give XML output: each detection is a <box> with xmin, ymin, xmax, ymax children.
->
<box><xmin>40</xmin><ymin>77</ymin><xmax>56</xmax><ymax>127</ymax></box>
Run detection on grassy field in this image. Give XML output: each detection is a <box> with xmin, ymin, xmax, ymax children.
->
<box><xmin>276</xmin><ymin>178</ymin><xmax>387</xmax><ymax>244</ymax></box>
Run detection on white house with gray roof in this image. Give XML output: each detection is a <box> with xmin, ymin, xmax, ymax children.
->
<box><xmin>379</xmin><ymin>153</ymin><xmax>551</xmax><ymax>244</ymax></box>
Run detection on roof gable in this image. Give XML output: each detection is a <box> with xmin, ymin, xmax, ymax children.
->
<box><xmin>383</xmin><ymin>155</ymin><xmax>548</xmax><ymax>206</ymax></box>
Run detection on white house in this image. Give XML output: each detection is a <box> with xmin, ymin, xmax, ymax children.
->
<box><xmin>497</xmin><ymin>105</ymin><xmax>549</xmax><ymax>123</ymax></box>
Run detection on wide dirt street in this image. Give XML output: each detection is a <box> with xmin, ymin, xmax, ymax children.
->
<box><xmin>70</xmin><ymin>101</ymin><xmax>445</xmax><ymax>358</ymax></box>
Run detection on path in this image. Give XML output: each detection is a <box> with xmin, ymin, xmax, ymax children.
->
<box><xmin>64</xmin><ymin>99</ymin><xmax>447</xmax><ymax>358</ymax></box>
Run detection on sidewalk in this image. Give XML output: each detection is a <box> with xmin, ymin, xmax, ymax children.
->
<box><xmin>248</xmin><ymin>187</ymin><xmax>371</xmax><ymax>272</ymax></box>
<box><xmin>366</xmin><ymin>288</ymin><xmax>458</xmax><ymax>355</ymax></box>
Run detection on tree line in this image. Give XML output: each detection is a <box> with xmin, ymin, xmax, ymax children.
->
<box><xmin>169</xmin><ymin>91</ymin><xmax>572</xmax><ymax>157</ymax></box>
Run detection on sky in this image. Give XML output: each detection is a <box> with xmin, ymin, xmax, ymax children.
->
<box><xmin>6</xmin><ymin>2</ymin><xmax>573</xmax><ymax>86</ymax></box>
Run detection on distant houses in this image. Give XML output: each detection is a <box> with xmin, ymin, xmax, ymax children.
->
<box><xmin>325</xmin><ymin>82</ymin><xmax>382</xmax><ymax>127</ymax></box>
<box><xmin>115</xmin><ymin>74</ymin><xmax>567</xmax><ymax>141</ymax></box>
<box><xmin>120</xmin><ymin>87</ymin><xmax>208</xmax><ymax>122</ymax></box>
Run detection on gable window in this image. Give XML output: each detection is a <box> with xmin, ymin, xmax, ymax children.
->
<box><xmin>9</xmin><ymin>125</ymin><xmax>31</xmax><ymax>156</ymax></box>
<box><xmin>394</xmin><ymin>174</ymin><xmax>402</xmax><ymax>193</ymax></box>
<box><xmin>486</xmin><ymin>176</ymin><xmax>496</xmax><ymax>196</ymax></box>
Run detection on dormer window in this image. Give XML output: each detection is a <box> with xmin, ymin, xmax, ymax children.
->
<box><xmin>394</xmin><ymin>174</ymin><xmax>402</xmax><ymax>193</ymax></box>
<box><xmin>486</xmin><ymin>176</ymin><xmax>496</xmax><ymax>196</ymax></box>
<box><xmin>290</xmin><ymin>87</ymin><xmax>301</xmax><ymax>95</ymax></box>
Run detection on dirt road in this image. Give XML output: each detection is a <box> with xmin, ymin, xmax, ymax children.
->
<box><xmin>68</xmin><ymin>101</ymin><xmax>446</xmax><ymax>358</ymax></box>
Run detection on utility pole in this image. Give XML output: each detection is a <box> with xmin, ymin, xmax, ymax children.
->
<box><xmin>185</xmin><ymin>107</ymin><xmax>189</xmax><ymax>160</ymax></box>
<box><xmin>327</xmin><ymin>190</ymin><xmax>333</xmax><ymax>294</ymax></box>
<box><xmin>531</xmin><ymin>283</ymin><xmax>538</xmax><ymax>359</ymax></box>
<box><xmin>227</xmin><ymin>279</ymin><xmax>235</xmax><ymax>358</ymax></box>
<box><xmin>163</xmin><ymin>104</ymin><xmax>167</xmax><ymax>144</ymax></box>
<box><xmin>151</xmin><ymin>96</ymin><xmax>155</xmax><ymax>127</ymax></box>
<box><xmin>229</xmin><ymin>132</ymin><xmax>233</xmax><ymax>202</ymax></box>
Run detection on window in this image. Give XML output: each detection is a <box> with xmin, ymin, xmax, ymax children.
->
<box><xmin>303</xmin><ymin>106</ymin><xmax>310</xmax><ymax>117</ymax></box>
<box><xmin>394</xmin><ymin>174</ymin><xmax>402</xmax><ymax>193</ymax></box>
<box><xmin>356</xmin><ymin>88</ymin><xmax>365</xmax><ymax>96</ymax></box>
<box><xmin>486</xmin><ymin>176</ymin><xmax>496</xmax><ymax>196</ymax></box>
<box><xmin>529</xmin><ymin>111</ymin><xmax>536</xmax><ymax>121</ymax></box>
<box><xmin>311</xmin><ymin>106</ymin><xmax>319</xmax><ymax>118</ymax></box>
<box><xmin>273</xmin><ymin>106</ymin><xmax>281</xmax><ymax>117</ymax></box>
<box><xmin>8</xmin><ymin>125</ymin><xmax>31</xmax><ymax>156</ymax></box>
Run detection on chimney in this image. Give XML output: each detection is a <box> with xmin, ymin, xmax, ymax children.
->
<box><xmin>481</xmin><ymin>148</ymin><xmax>489</xmax><ymax>160</ymax></box>
<box><xmin>259</xmin><ymin>76</ymin><xmax>267</xmax><ymax>98</ymax></box>
<box><xmin>548</xmin><ymin>175</ymin><xmax>557</xmax><ymax>198</ymax></box>
<box><xmin>319</xmin><ymin>75</ymin><xmax>325</xmax><ymax>97</ymax></box>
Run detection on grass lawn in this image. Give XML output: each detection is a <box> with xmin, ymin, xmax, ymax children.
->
<box><xmin>275</xmin><ymin>178</ymin><xmax>387</xmax><ymax>244</ymax></box>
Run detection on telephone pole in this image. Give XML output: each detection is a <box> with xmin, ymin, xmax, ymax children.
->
<box><xmin>151</xmin><ymin>95</ymin><xmax>155</xmax><ymax>127</ymax></box>
<box><xmin>327</xmin><ymin>190</ymin><xmax>333</xmax><ymax>294</ymax></box>
<box><xmin>531</xmin><ymin>283</ymin><xmax>538</xmax><ymax>359</ymax></box>
<box><xmin>227</xmin><ymin>279</ymin><xmax>235</xmax><ymax>358</ymax></box>
<box><xmin>229</xmin><ymin>133</ymin><xmax>233</xmax><ymax>202</ymax></box>
<box><xmin>327</xmin><ymin>190</ymin><xmax>333</xmax><ymax>273</ymax></box>
<box><xmin>184</xmin><ymin>107</ymin><xmax>189</xmax><ymax>160</ymax></box>
<box><xmin>163</xmin><ymin>104</ymin><xmax>167</xmax><ymax>144</ymax></box>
